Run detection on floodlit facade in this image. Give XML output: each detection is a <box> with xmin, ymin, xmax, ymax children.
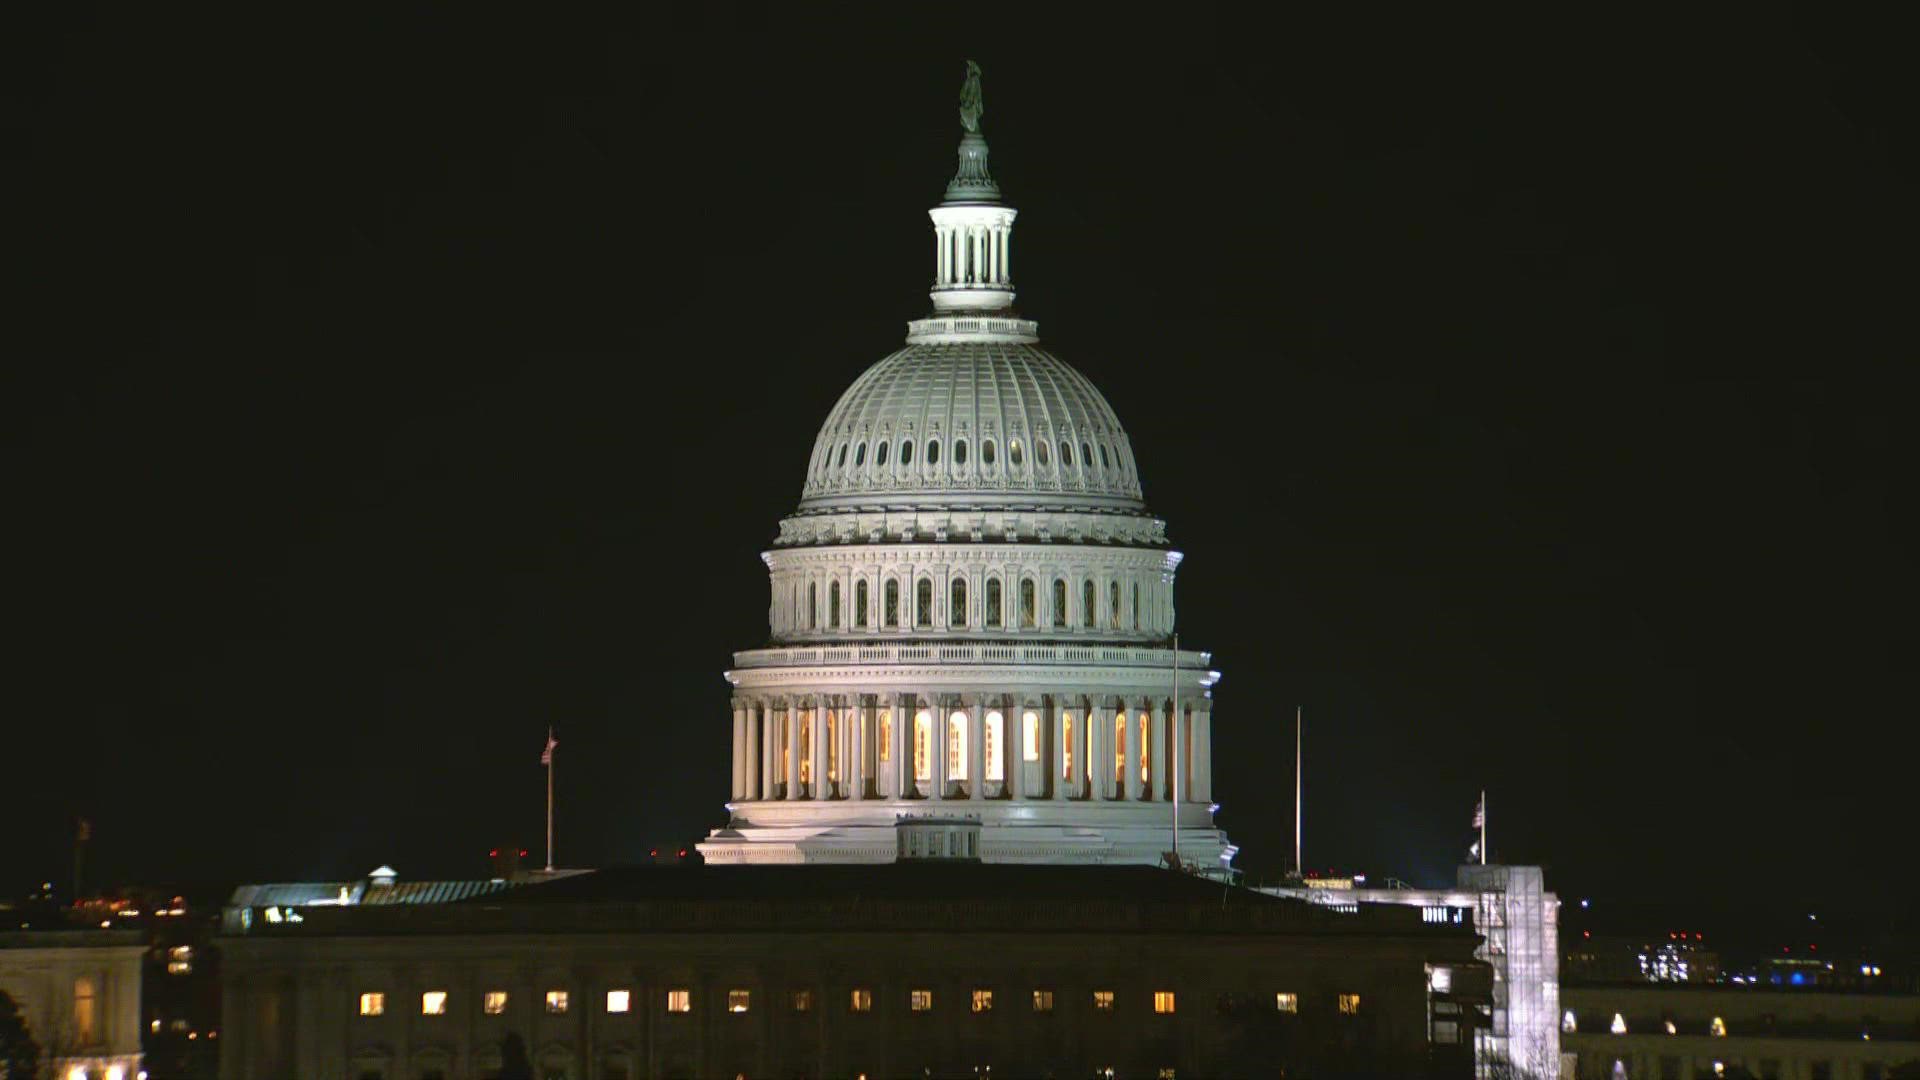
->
<box><xmin>0</xmin><ymin>930</ymin><xmax>145</xmax><ymax>1080</ymax></box>
<box><xmin>697</xmin><ymin>68</ymin><xmax>1232</xmax><ymax>869</ymax></box>
<box><xmin>1261</xmin><ymin>864</ymin><xmax>1565</xmax><ymax>1079</ymax></box>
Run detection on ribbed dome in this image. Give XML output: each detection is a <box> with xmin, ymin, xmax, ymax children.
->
<box><xmin>797</xmin><ymin>342</ymin><xmax>1146</xmax><ymax>513</ymax></box>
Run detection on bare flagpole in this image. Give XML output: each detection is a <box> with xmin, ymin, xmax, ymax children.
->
<box><xmin>1480</xmin><ymin>788</ymin><xmax>1487</xmax><ymax>867</ymax></box>
<box><xmin>1294</xmin><ymin>706</ymin><xmax>1303</xmax><ymax>877</ymax></box>
<box><xmin>542</xmin><ymin>726</ymin><xmax>558</xmax><ymax>872</ymax></box>
<box><xmin>1170</xmin><ymin>634</ymin><xmax>1180</xmax><ymax>865</ymax></box>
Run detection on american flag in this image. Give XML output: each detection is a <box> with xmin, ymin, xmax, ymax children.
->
<box><xmin>541</xmin><ymin>728</ymin><xmax>558</xmax><ymax>766</ymax></box>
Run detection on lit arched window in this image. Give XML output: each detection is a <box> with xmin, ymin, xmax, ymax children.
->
<box><xmin>876</xmin><ymin>440</ymin><xmax>890</xmax><ymax>467</ymax></box>
<box><xmin>854</xmin><ymin>441</ymin><xmax>866</xmax><ymax>466</ymax></box>
<box><xmin>884</xmin><ymin>578</ymin><xmax>900</xmax><ymax>628</ymax></box>
<box><xmin>1138</xmin><ymin>713</ymin><xmax>1149</xmax><ymax>783</ymax></box>
<box><xmin>808</xmin><ymin>583</ymin><xmax>818</xmax><ymax>629</ymax></box>
<box><xmin>985</xmin><ymin>577</ymin><xmax>1002</xmax><ymax>627</ymax></box>
<box><xmin>1022</xmin><ymin>710</ymin><xmax>1040</xmax><ymax>762</ymax></box>
<box><xmin>985</xmin><ymin>711</ymin><xmax>1004</xmax><ymax>781</ymax></box>
<box><xmin>1021</xmin><ymin>578</ymin><xmax>1037</xmax><ymax>628</ymax></box>
<box><xmin>950</xmin><ymin>577</ymin><xmax>967</xmax><ymax>628</ymax></box>
<box><xmin>1109</xmin><ymin>580</ymin><xmax>1121</xmax><ymax>628</ymax></box>
<box><xmin>1008</xmin><ymin>439</ymin><xmax>1022</xmax><ymax>467</ymax></box>
<box><xmin>913</xmin><ymin>709</ymin><xmax>932</xmax><ymax>781</ymax></box>
<box><xmin>954</xmin><ymin>439</ymin><xmax>968</xmax><ymax>466</ymax></box>
<box><xmin>1062</xmin><ymin>711</ymin><xmax>1075</xmax><ymax>779</ymax></box>
<box><xmin>981</xmin><ymin>439</ymin><xmax>995</xmax><ymax>467</ymax></box>
<box><xmin>1052</xmin><ymin>579</ymin><xmax>1068</xmax><ymax>629</ymax></box>
<box><xmin>877</xmin><ymin>707</ymin><xmax>891</xmax><ymax>763</ymax></box>
<box><xmin>829</xmin><ymin>580</ymin><xmax>841</xmax><ymax>629</ymax></box>
<box><xmin>1113</xmin><ymin>711</ymin><xmax>1127</xmax><ymax>785</ymax></box>
<box><xmin>900</xmin><ymin>440</ymin><xmax>914</xmax><ymax>466</ymax></box>
<box><xmin>855</xmin><ymin>579</ymin><xmax>869</xmax><ymax>627</ymax></box>
<box><xmin>916</xmin><ymin>578</ymin><xmax>933</xmax><ymax>628</ymax></box>
<box><xmin>926</xmin><ymin>439</ymin><xmax>940</xmax><ymax>466</ymax></box>
<box><xmin>948</xmin><ymin>711</ymin><xmax>968</xmax><ymax>780</ymax></box>
<box><xmin>1082</xmin><ymin>580</ymin><xmax>1096</xmax><ymax>628</ymax></box>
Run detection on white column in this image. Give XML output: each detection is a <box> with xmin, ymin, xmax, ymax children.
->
<box><xmin>784</xmin><ymin>698</ymin><xmax>800</xmax><ymax>800</ymax></box>
<box><xmin>894</xmin><ymin>693</ymin><xmax>912</xmax><ymax>798</ymax></box>
<box><xmin>968</xmin><ymin>695</ymin><xmax>985</xmax><ymax>802</ymax></box>
<box><xmin>1193</xmin><ymin>705</ymin><xmax>1213</xmax><ymax>803</ymax></box>
<box><xmin>744</xmin><ymin>703</ymin><xmax>761</xmax><ymax>801</ymax></box>
<box><xmin>730</xmin><ymin>704</ymin><xmax>745</xmax><ymax>800</ymax></box>
<box><xmin>1008</xmin><ymin>703</ymin><xmax>1024</xmax><ymax>801</ymax></box>
<box><xmin>935</xmin><ymin>227</ymin><xmax>946</xmax><ymax>284</ymax></box>
<box><xmin>1150</xmin><ymin>698</ymin><xmax>1169</xmax><ymax>801</ymax></box>
<box><xmin>929</xmin><ymin>692</ymin><xmax>947</xmax><ymax>799</ymax></box>
<box><xmin>1000</xmin><ymin>225</ymin><xmax>1011</xmax><ymax>282</ymax></box>
<box><xmin>1073</xmin><ymin>698</ymin><xmax>1090</xmax><ymax>800</ymax></box>
<box><xmin>1124</xmin><ymin>702</ymin><xmax>1144</xmax><ymax>801</ymax></box>
<box><xmin>812</xmin><ymin>694</ymin><xmax>830</xmax><ymax>801</ymax></box>
<box><xmin>1050</xmin><ymin>697</ymin><xmax>1067</xmax><ymax>802</ymax></box>
<box><xmin>850</xmin><ymin>694</ymin><xmax>867</xmax><ymax>801</ymax></box>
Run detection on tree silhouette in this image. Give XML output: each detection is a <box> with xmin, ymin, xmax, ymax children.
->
<box><xmin>495</xmin><ymin>1031</ymin><xmax>534</xmax><ymax>1080</ymax></box>
<box><xmin>0</xmin><ymin>990</ymin><xmax>42</xmax><ymax>1080</ymax></box>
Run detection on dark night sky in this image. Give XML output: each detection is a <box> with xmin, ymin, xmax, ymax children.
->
<box><xmin>5</xmin><ymin>7</ymin><xmax>1913</xmax><ymax>916</ymax></box>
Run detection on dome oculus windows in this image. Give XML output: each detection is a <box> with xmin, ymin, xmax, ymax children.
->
<box><xmin>853</xmin><ymin>442</ymin><xmax>866</xmax><ymax>466</ymax></box>
<box><xmin>953</xmin><ymin>439</ymin><xmax>968</xmax><ymax>466</ymax></box>
<box><xmin>926</xmin><ymin>439</ymin><xmax>940</xmax><ymax>466</ymax></box>
<box><xmin>1036</xmin><ymin>440</ymin><xmax>1050</xmax><ymax>467</ymax></box>
<box><xmin>900</xmin><ymin>440</ymin><xmax>914</xmax><ymax>466</ymax></box>
<box><xmin>876</xmin><ymin>441</ymin><xmax>890</xmax><ymax>467</ymax></box>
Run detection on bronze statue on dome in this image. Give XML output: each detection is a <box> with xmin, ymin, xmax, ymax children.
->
<box><xmin>958</xmin><ymin>60</ymin><xmax>984</xmax><ymax>133</ymax></box>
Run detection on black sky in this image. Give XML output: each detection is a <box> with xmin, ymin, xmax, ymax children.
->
<box><xmin>5</xmin><ymin>6</ymin><xmax>1913</xmax><ymax>915</ymax></box>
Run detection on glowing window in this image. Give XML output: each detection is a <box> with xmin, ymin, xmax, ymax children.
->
<box><xmin>948</xmin><ymin>711</ymin><xmax>969</xmax><ymax>779</ymax></box>
<box><xmin>1037</xmin><ymin>438</ymin><xmax>1050</xmax><ymax>467</ymax></box>
<box><xmin>1020</xmin><ymin>577</ymin><xmax>1036</xmax><ymax>627</ymax></box>
<box><xmin>73</xmin><ymin>976</ymin><xmax>97</xmax><ymax>1042</ymax></box>
<box><xmin>885</xmin><ymin>578</ymin><xmax>899</xmax><ymax>627</ymax></box>
<box><xmin>1138</xmin><ymin>713</ymin><xmax>1150</xmax><ymax>783</ymax></box>
<box><xmin>985</xmin><ymin>711</ymin><xmax>1004</xmax><ymax>781</ymax></box>
<box><xmin>1338</xmin><ymin>994</ymin><xmax>1361</xmax><ymax>1015</ymax></box>
<box><xmin>1562</xmin><ymin>1010</ymin><xmax>1577</xmax><ymax>1034</ymax></box>
<box><xmin>914</xmin><ymin>709</ymin><xmax>932</xmax><ymax>781</ymax></box>
<box><xmin>1063</xmin><ymin>713</ymin><xmax>1076</xmax><ymax>779</ymax></box>
<box><xmin>900</xmin><ymin>440</ymin><xmax>913</xmax><ymax>466</ymax></box>
<box><xmin>358</xmin><ymin>992</ymin><xmax>385</xmax><ymax>1017</ymax></box>
<box><xmin>971</xmin><ymin>989</ymin><xmax>993</xmax><ymax>1013</ymax></box>
<box><xmin>953</xmin><ymin>438</ymin><xmax>967</xmax><ymax>465</ymax></box>
<box><xmin>484</xmin><ymin>991</ymin><xmax>507</xmax><ymax>1015</ymax></box>
<box><xmin>1023</xmin><ymin>710</ymin><xmax>1040</xmax><ymax>761</ymax></box>
<box><xmin>982</xmin><ymin>439</ymin><xmax>995</xmax><ymax>466</ymax></box>
<box><xmin>545</xmin><ymin>990</ymin><xmax>569</xmax><ymax>1014</ymax></box>
<box><xmin>790</xmin><ymin>989</ymin><xmax>813</xmax><ymax>1012</ymax></box>
<box><xmin>606</xmin><ymin>989</ymin><xmax>630</xmax><ymax>1013</ymax></box>
<box><xmin>850</xmin><ymin>988</ymin><xmax>872</xmax><ymax>1013</ymax></box>
<box><xmin>1033</xmin><ymin>989</ymin><xmax>1054</xmax><ymax>1012</ymax></box>
<box><xmin>876</xmin><ymin>440</ymin><xmax>889</xmax><ymax>466</ymax></box>
<box><xmin>666</xmin><ymin>989</ymin><xmax>691</xmax><ymax>1013</ymax></box>
<box><xmin>985</xmin><ymin>577</ymin><xmax>1002</xmax><ymax>627</ymax></box>
<box><xmin>1092</xmin><ymin>990</ymin><xmax>1115</xmax><ymax>1012</ymax></box>
<box><xmin>1053</xmin><ymin>579</ymin><xmax>1068</xmax><ymax>628</ymax></box>
<box><xmin>911</xmin><ymin>989</ymin><xmax>933</xmax><ymax>1012</ymax></box>
<box><xmin>926</xmin><ymin>439</ymin><xmax>940</xmax><ymax>465</ymax></box>
<box><xmin>916</xmin><ymin>577</ymin><xmax>932</xmax><ymax>627</ymax></box>
<box><xmin>1611</xmin><ymin>1012</ymin><xmax>1628</xmax><ymax>1034</ymax></box>
<box><xmin>1008</xmin><ymin>438</ymin><xmax>1022</xmax><ymax>466</ymax></box>
<box><xmin>1276</xmin><ymin>992</ymin><xmax>1298</xmax><ymax>1013</ymax></box>
<box><xmin>951</xmin><ymin>577</ymin><xmax>967</xmax><ymax>627</ymax></box>
<box><xmin>421</xmin><ymin>991</ymin><xmax>447</xmax><ymax>1016</ymax></box>
<box><xmin>877</xmin><ymin>709</ymin><xmax>891</xmax><ymax>762</ymax></box>
<box><xmin>1711</xmin><ymin>1016</ymin><xmax>1727</xmax><ymax>1037</ymax></box>
<box><xmin>727</xmin><ymin>990</ymin><xmax>750</xmax><ymax>1013</ymax></box>
<box><xmin>1154</xmin><ymin>991</ymin><xmax>1176</xmax><ymax>1014</ymax></box>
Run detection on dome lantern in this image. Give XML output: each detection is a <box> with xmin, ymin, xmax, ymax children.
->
<box><xmin>929</xmin><ymin>61</ymin><xmax>1018</xmax><ymax>316</ymax></box>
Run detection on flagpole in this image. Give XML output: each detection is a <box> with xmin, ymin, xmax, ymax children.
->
<box><xmin>1294</xmin><ymin>706</ymin><xmax>1303</xmax><ymax>878</ymax></box>
<box><xmin>545</xmin><ymin>725</ymin><xmax>556</xmax><ymax>873</ymax></box>
<box><xmin>1170</xmin><ymin>634</ymin><xmax>1179</xmax><ymax>865</ymax></box>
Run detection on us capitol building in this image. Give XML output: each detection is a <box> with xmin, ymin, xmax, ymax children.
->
<box><xmin>699</xmin><ymin>64</ymin><xmax>1232</xmax><ymax>870</ymax></box>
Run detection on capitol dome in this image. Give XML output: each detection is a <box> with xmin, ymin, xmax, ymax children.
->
<box><xmin>798</xmin><ymin>339</ymin><xmax>1147</xmax><ymax>513</ymax></box>
<box><xmin>702</xmin><ymin>63</ymin><xmax>1231</xmax><ymax>872</ymax></box>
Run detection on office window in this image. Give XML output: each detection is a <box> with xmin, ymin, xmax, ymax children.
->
<box><xmin>850</xmin><ymin>988</ymin><xmax>872</xmax><ymax>1013</ymax></box>
<box><xmin>1093</xmin><ymin>990</ymin><xmax>1115</xmax><ymax>1012</ymax></box>
<box><xmin>910</xmin><ymin>989</ymin><xmax>933</xmax><ymax>1012</ymax></box>
<box><xmin>971</xmin><ymin>989</ymin><xmax>993</xmax><ymax>1013</ymax></box>
<box><xmin>545</xmin><ymin>990</ymin><xmax>569</xmax><ymax>1014</ymax></box>
<box><xmin>1338</xmin><ymin>993</ymin><xmax>1362</xmax><ymax>1015</ymax></box>
<box><xmin>1275</xmin><ymin>992</ymin><xmax>1298</xmax><ymax>1013</ymax></box>
<box><xmin>666</xmin><ymin>989</ymin><xmax>691</xmax><ymax>1013</ymax></box>
<box><xmin>790</xmin><ymin>989</ymin><xmax>813</xmax><ymax>1012</ymax></box>
<box><xmin>73</xmin><ymin>976</ymin><xmax>97</xmax><ymax>1043</ymax></box>
<box><xmin>606</xmin><ymin>989</ymin><xmax>631</xmax><ymax>1014</ymax></box>
<box><xmin>1032</xmin><ymin>989</ymin><xmax>1054</xmax><ymax>1012</ymax></box>
<box><xmin>727</xmin><ymin>990</ymin><xmax>750</xmax><ymax>1013</ymax></box>
<box><xmin>1153</xmin><ymin>991</ymin><xmax>1176</xmax><ymax>1014</ymax></box>
<box><xmin>358</xmin><ymin>992</ymin><xmax>386</xmax><ymax>1017</ymax></box>
<box><xmin>483</xmin><ymin>991</ymin><xmax>507</xmax><ymax>1015</ymax></box>
<box><xmin>420</xmin><ymin>991</ymin><xmax>447</xmax><ymax>1016</ymax></box>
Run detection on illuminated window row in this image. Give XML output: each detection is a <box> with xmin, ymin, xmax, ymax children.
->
<box><xmin>359</xmin><ymin>986</ymin><xmax>1355</xmax><ymax>1018</ymax></box>
<box><xmin>787</xmin><ymin>570</ymin><xmax>1153</xmax><ymax>634</ymax></box>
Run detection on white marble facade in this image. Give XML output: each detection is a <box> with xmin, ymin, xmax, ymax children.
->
<box><xmin>698</xmin><ymin>89</ymin><xmax>1232</xmax><ymax>870</ymax></box>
